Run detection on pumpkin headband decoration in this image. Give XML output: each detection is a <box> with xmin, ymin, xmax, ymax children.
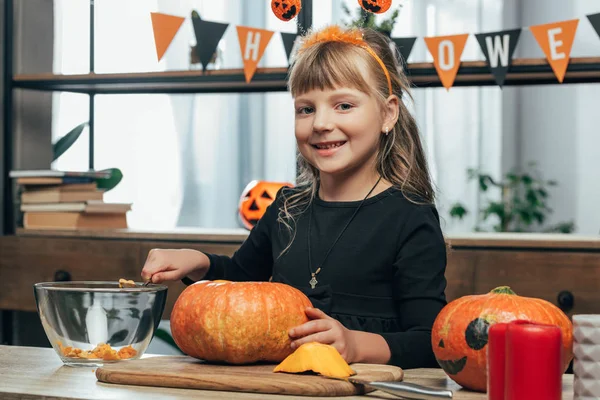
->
<box><xmin>298</xmin><ymin>25</ymin><xmax>393</xmax><ymax>96</ymax></box>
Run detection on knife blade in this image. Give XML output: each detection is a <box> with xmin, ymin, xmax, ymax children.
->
<box><xmin>346</xmin><ymin>376</ymin><xmax>453</xmax><ymax>399</ymax></box>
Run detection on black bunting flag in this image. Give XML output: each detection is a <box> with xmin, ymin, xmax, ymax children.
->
<box><xmin>587</xmin><ymin>12</ymin><xmax>600</xmax><ymax>40</ymax></box>
<box><xmin>475</xmin><ymin>28</ymin><xmax>522</xmax><ymax>87</ymax></box>
<box><xmin>280</xmin><ymin>32</ymin><xmax>299</xmax><ymax>63</ymax></box>
<box><xmin>390</xmin><ymin>37</ymin><xmax>417</xmax><ymax>64</ymax></box>
<box><xmin>191</xmin><ymin>10</ymin><xmax>230</xmax><ymax>71</ymax></box>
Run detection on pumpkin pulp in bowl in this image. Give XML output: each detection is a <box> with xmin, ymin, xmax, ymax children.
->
<box><xmin>34</xmin><ymin>281</ymin><xmax>168</xmax><ymax>367</ymax></box>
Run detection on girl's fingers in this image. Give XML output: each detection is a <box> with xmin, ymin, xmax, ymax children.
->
<box><xmin>290</xmin><ymin>331</ymin><xmax>334</xmax><ymax>349</ymax></box>
<box><xmin>305</xmin><ymin>307</ymin><xmax>333</xmax><ymax>320</ymax></box>
<box><xmin>151</xmin><ymin>269</ymin><xmax>181</xmax><ymax>283</ymax></box>
<box><xmin>289</xmin><ymin>319</ymin><xmax>332</xmax><ymax>338</ymax></box>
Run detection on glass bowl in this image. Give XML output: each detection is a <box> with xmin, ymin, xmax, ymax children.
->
<box><xmin>34</xmin><ymin>281</ymin><xmax>168</xmax><ymax>367</ymax></box>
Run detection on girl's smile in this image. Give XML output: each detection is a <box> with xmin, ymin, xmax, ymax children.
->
<box><xmin>311</xmin><ymin>140</ymin><xmax>347</xmax><ymax>157</ymax></box>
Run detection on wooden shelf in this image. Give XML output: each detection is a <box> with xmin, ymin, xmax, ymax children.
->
<box><xmin>408</xmin><ymin>57</ymin><xmax>600</xmax><ymax>87</ymax></box>
<box><xmin>12</xmin><ymin>67</ymin><xmax>291</xmax><ymax>94</ymax></box>
<box><xmin>12</xmin><ymin>57</ymin><xmax>600</xmax><ymax>94</ymax></box>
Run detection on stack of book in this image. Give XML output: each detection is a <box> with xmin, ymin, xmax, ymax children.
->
<box><xmin>9</xmin><ymin>170</ymin><xmax>131</xmax><ymax>230</ymax></box>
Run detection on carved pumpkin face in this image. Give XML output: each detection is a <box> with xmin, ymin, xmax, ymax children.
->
<box><xmin>271</xmin><ymin>0</ymin><xmax>302</xmax><ymax>21</ymax></box>
<box><xmin>431</xmin><ymin>286</ymin><xmax>573</xmax><ymax>392</ymax></box>
<box><xmin>238</xmin><ymin>180</ymin><xmax>293</xmax><ymax>230</ymax></box>
<box><xmin>358</xmin><ymin>0</ymin><xmax>392</xmax><ymax>14</ymax></box>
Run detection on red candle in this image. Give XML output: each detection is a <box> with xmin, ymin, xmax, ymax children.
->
<box><xmin>487</xmin><ymin>322</ymin><xmax>509</xmax><ymax>400</ymax></box>
<box><xmin>505</xmin><ymin>321</ymin><xmax>562</xmax><ymax>400</ymax></box>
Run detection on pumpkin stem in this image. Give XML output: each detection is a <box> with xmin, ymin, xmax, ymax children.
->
<box><xmin>491</xmin><ymin>286</ymin><xmax>516</xmax><ymax>295</ymax></box>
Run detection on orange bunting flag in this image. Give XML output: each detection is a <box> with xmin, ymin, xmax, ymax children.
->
<box><xmin>424</xmin><ymin>34</ymin><xmax>470</xmax><ymax>90</ymax></box>
<box><xmin>236</xmin><ymin>26</ymin><xmax>274</xmax><ymax>83</ymax></box>
<box><xmin>150</xmin><ymin>12</ymin><xmax>186</xmax><ymax>62</ymax></box>
<box><xmin>529</xmin><ymin>19</ymin><xmax>579</xmax><ymax>83</ymax></box>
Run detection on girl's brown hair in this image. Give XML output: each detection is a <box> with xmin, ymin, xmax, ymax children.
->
<box><xmin>278</xmin><ymin>27</ymin><xmax>435</xmax><ymax>255</ymax></box>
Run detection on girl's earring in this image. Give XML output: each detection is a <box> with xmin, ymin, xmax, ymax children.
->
<box><xmin>385</xmin><ymin>127</ymin><xmax>389</xmax><ymax>136</ymax></box>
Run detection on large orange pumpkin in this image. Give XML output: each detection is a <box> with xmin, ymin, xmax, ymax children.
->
<box><xmin>271</xmin><ymin>0</ymin><xmax>302</xmax><ymax>21</ymax></box>
<box><xmin>431</xmin><ymin>286</ymin><xmax>573</xmax><ymax>392</ymax></box>
<box><xmin>170</xmin><ymin>280</ymin><xmax>313</xmax><ymax>364</ymax></box>
<box><xmin>238</xmin><ymin>180</ymin><xmax>293</xmax><ymax>230</ymax></box>
<box><xmin>358</xmin><ymin>0</ymin><xmax>392</xmax><ymax>14</ymax></box>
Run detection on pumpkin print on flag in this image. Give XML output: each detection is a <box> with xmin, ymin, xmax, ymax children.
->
<box><xmin>238</xmin><ymin>180</ymin><xmax>293</xmax><ymax>230</ymax></box>
<box><xmin>271</xmin><ymin>0</ymin><xmax>302</xmax><ymax>21</ymax></box>
<box><xmin>431</xmin><ymin>286</ymin><xmax>573</xmax><ymax>392</ymax></box>
<box><xmin>358</xmin><ymin>0</ymin><xmax>392</xmax><ymax>14</ymax></box>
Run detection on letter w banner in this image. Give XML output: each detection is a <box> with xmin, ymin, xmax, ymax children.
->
<box><xmin>236</xmin><ymin>26</ymin><xmax>274</xmax><ymax>83</ymax></box>
<box><xmin>529</xmin><ymin>19</ymin><xmax>579</xmax><ymax>83</ymax></box>
<box><xmin>475</xmin><ymin>29</ymin><xmax>522</xmax><ymax>87</ymax></box>
<box><xmin>424</xmin><ymin>34</ymin><xmax>469</xmax><ymax>90</ymax></box>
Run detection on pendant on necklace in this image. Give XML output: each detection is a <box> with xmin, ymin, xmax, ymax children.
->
<box><xmin>309</xmin><ymin>267</ymin><xmax>321</xmax><ymax>289</ymax></box>
<box><xmin>309</xmin><ymin>274</ymin><xmax>318</xmax><ymax>289</ymax></box>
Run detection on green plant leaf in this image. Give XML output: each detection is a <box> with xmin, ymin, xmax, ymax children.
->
<box><xmin>525</xmin><ymin>189</ymin><xmax>539</xmax><ymax>206</ymax></box>
<box><xmin>52</xmin><ymin>122</ymin><xmax>88</xmax><ymax>161</ymax></box>
<box><xmin>506</xmin><ymin>173</ymin><xmax>519</xmax><ymax>184</ymax></box>
<box><xmin>483</xmin><ymin>202</ymin><xmax>505</xmax><ymax>220</ymax></box>
<box><xmin>154</xmin><ymin>328</ymin><xmax>184</xmax><ymax>354</ymax></box>
<box><xmin>95</xmin><ymin>168</ymin><xmax>123</xmax><ymax>192</ymax></box>
<box><xmin>521</xmin><ymin>174</ymin><xmax>533</xmax><ymax>185</ymax></box>
<box><xmin>449</xmin><ymin>203</ymin><xmax>468</xmax><ymax>220</ymax></box>
<box><xmin>518</xmin><ymin>209</ymin><xmax>533</xmax><ymax>225</ymax></box>
<box><xmin>532</xmin><ymin>211</ymin><xmax>545</xmax><ymax>224</ymax></box>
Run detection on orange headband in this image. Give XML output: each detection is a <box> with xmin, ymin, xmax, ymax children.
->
<box><xmin>298</xmin><ymin>25</ymin><xmax>393</xmax><ymax>96</ymax></box>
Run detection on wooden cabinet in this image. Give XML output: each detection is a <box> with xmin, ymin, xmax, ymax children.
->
<box><xmin>0</xmin><ymin>232</ymin><xmax>240</xmax><ymax>319</ymax></box>
<box><xmin>1</xmin><ymin>231</ymin><xmax>599</xmax><ymax>320</ymax></box>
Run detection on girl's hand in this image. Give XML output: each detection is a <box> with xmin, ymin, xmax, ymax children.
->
<box><xmin>141</xmin><ymin>248</ymin><xmax>210</xmax><ymax>283</ymax></box>
<box><xmin>288</xmin><ymin>307</ymin><xmax>359</xmax><ymax>363</ymax></box>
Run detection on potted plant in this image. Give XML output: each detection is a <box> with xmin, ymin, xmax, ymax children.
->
<box><xmin>449</xmin><ymin>162</ymin><xmax>575</xmax><ymax>233</ymax></box>
<box><xmin>52</xmin><ymin>122</ymin><xmax>123</xmax><ymax>191</ymax></box>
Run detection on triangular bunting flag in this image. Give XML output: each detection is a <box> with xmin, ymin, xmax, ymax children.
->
<box><xmin>390</xmin><ymin>37</ymin><xmax>417</xmax><ymax>63</ymax></box>
<box><xmin>236</xmin><ymin>26</ymin><xmax>275</xmax><ymax>83</ymax></box>
<box><xmin>191</xmin><ymin>11</ymin><xmax>230</xmax><ymax>71</ymax></box>
<box><xmin>587</xmin><ymin>12</ymin><xmax>600</xmax><ymax>39</ymax></box>
<box><xmin>150</xmin><ymin>12</ymin><xmax>185</xmax><ymax>62</ymax></box>
<box><xmin>281</xmin><ymin>32</ymin><xmax>299</xmax><ymax>64</ymax></box>
<box><xmin>424</xmin><ymin>34</ymin><xmax>470</xmax><ymax>90</ymax></box>
<box><xmin>475</xmin><ymin>29</ymin><xmax>522</xmax><ymax>87</ymax></box>
<box><xmin>529</xmin><ymin>19</ymin><xmax>579</xmax><ymax>83</ymax></box>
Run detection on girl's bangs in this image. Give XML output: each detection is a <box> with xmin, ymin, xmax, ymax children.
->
<box><xmin>289</xmin><ymin>43</ymin><xmax>373</xmax><ymax>97</ymax></box>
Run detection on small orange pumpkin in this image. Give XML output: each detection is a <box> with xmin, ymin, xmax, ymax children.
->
<box><xmin>271</xmin><ymin>0</ymin><xmax>302</xmax><ymax>21</ymax></box>
<box><xmin>170</xmin><ymin>280</ymin><xmax>313</xmax><ymax>364</ymax></box>
<box><xmin>358</xmin><ymin>0</ymin><xmax>392</xmax><ymax>14</ymax></box>
<box><xmin>238</xmin><ymin>180</ymin><xmax>293</xmax><ymax>230</ymax></box>
<box><xmin>431</xmin><ymin>286</ymin><xmax>573</xmax><ymax>392</ymax></box>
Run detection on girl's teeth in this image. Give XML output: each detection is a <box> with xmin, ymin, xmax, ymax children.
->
<box><xmin>317</xmin><ymin>142</ymin><xmax>343</xmax><ymax>149</ymax></box>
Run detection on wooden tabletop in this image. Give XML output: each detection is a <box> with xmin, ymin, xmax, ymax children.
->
<box><xmin>0</xmin><ymin>345</ymin><xmax>574</xmax><ymax>399</ymax></box>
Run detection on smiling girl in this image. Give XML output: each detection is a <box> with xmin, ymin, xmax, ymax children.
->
<box><xmin>142</xmin><ymin>25</ymin><xmax>447</xmax><ymax>369</ymax></box>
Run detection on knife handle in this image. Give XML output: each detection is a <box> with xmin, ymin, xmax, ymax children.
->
<box><xmin>362</xmin><ymin>381</ymin><xmax>453</xmax><ymax>400</ymax></box>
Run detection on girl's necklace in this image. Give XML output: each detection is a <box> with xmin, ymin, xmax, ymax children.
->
<box><xmin>306</xmin><ymin>175</ymin><xmax>383</xmax><ymax>289</ymax></box>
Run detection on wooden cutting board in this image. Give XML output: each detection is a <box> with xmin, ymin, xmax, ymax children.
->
<box><xmin>96</xmin><ymin>356</ymin><xmax>403</xmax><ymax>397</ymax></box>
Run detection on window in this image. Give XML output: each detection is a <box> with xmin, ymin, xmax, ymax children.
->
<box><xmin>51</xmin><ymin>0</ymin><xmax>297</xmax><ymax>230</ymax></box>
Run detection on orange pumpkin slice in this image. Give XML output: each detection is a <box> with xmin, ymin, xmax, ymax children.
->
<box><xmin>273</xmin><ymin>342</ymin><xmax>356</xmax><ymax>378</ymax></box>
<box><xmin>118</xmin><ymin>278</ymin><xmax>136</xmax><ymax>288</ymax></box>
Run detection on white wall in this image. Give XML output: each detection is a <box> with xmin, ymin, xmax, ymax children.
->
<box><xmin>503</xmin><ymin>0</ymin><xmax>600</xmax><ymax>234</ymax></box>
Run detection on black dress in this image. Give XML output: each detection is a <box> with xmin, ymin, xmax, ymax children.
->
<box><xmin>188</xmin><ymin>185</ymin><xmax>448</xmax><ymax>369</ymax></box>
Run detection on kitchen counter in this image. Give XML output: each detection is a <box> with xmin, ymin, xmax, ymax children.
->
<box><xmin>0</xmin><ymin>345</ymin><xmax>574</xmax><ymax>400</ymax></box>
